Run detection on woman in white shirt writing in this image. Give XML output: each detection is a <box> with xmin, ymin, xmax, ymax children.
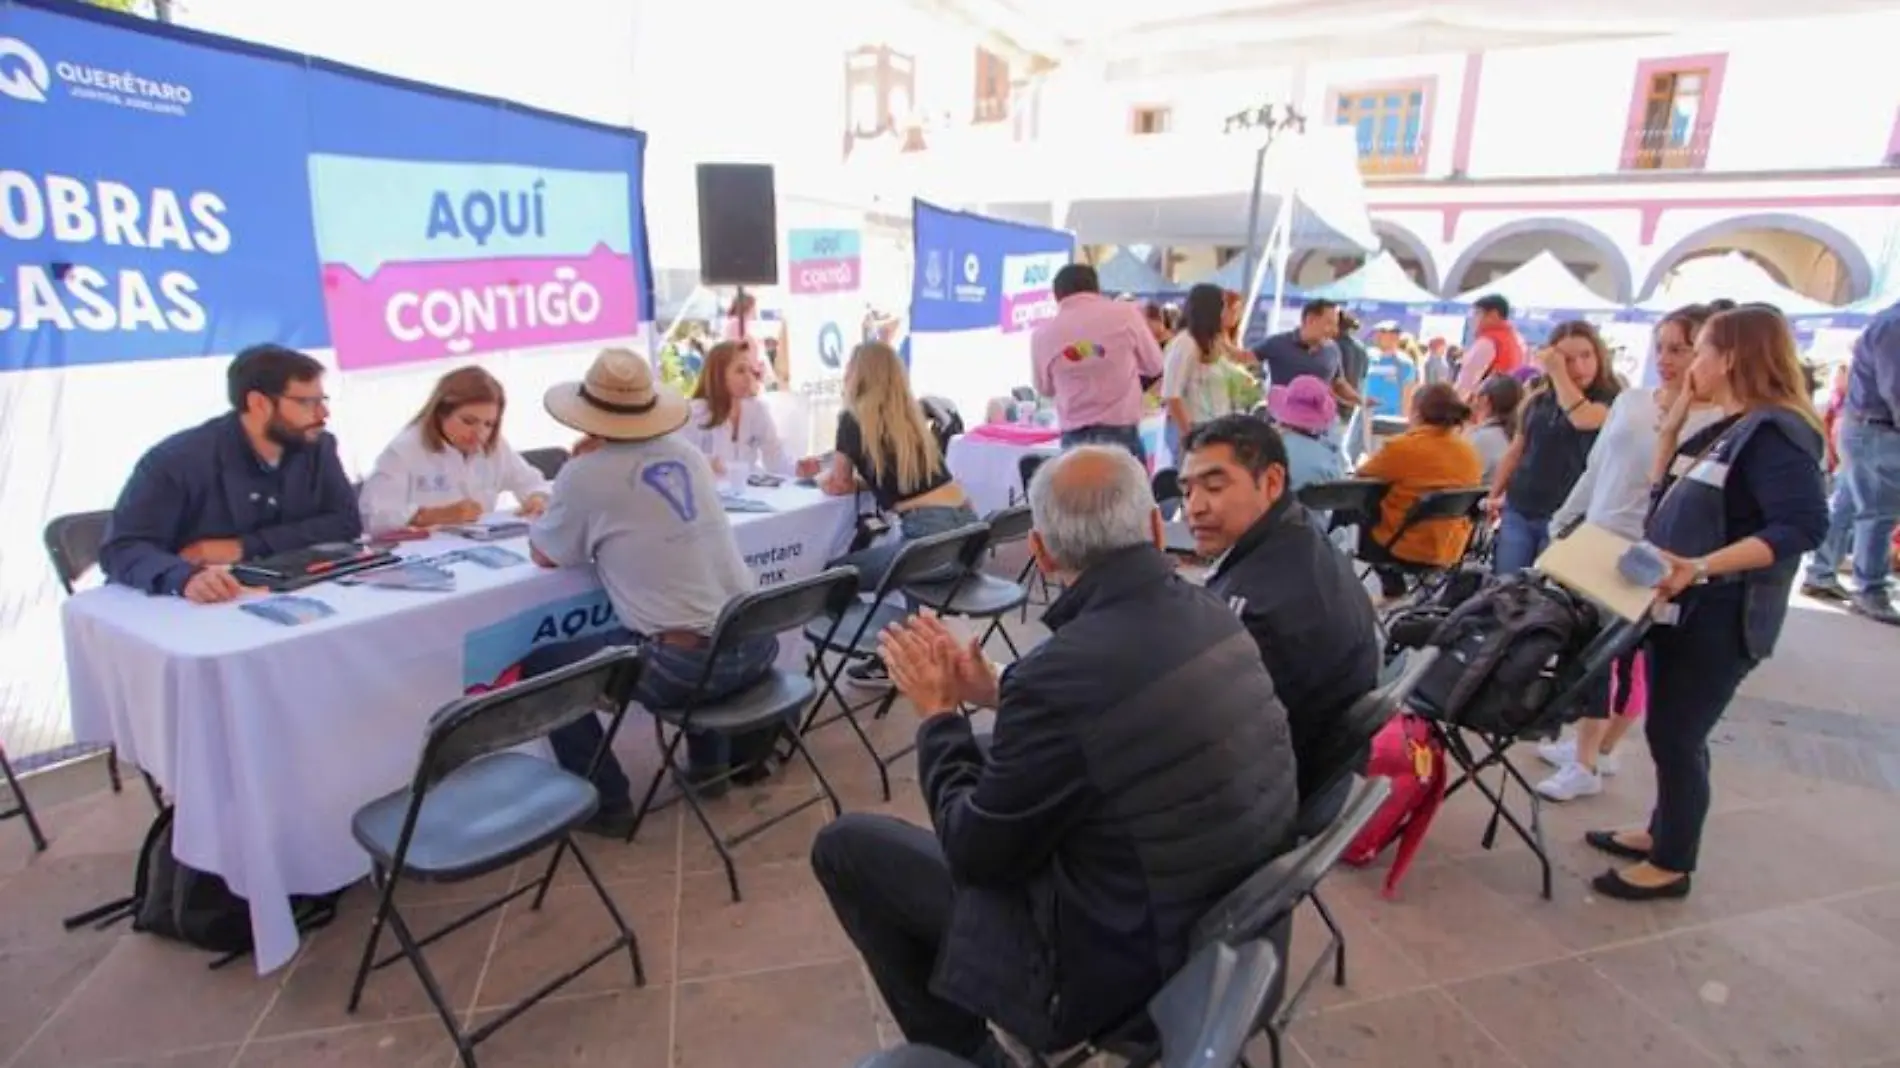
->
<box><xmin>358</xmin><ymin>365</ymin><xmax>551</xmax><ymax>531</ymax></box>
<box><xmin>1534</xmin><ymin>301</ymin><xmax>1730</xmax><ymax>802</ymax></box>
<box><xmin>686</xmin><ymin>340</ymin><xmax>794</xmax><ymax>476</ymax></box>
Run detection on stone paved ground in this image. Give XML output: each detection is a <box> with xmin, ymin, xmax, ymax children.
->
<box><xmin>0</xmin><ymin>591</ymin><xmax>1895</xmax><ymax>1068</ymax></box>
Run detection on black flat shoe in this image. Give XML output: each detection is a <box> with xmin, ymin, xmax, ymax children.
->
<box><xmin>1585</xmin><ymin>830</ymin><xmax>1650</xmax><ymax>862</ymax></box>
<box><xmin>1591</xmin><ymin>868</ymin><xmax>1691</xmax><ymax>901</ymax></box>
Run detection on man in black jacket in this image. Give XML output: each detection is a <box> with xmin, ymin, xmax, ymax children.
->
<box><xmin>1183</xmin><ymin>415</ymin><xmax>1381</xmax><ymax>815</ymax></box>
<box><xmin>811</xmin><ymin>445</ymin><xmax>1297</xmax><ymax>1067</ymax></box>
<box><xmin>99</xmin><ymin>344</ymin><xmax>361</xmax><ymax>603</ymax></box>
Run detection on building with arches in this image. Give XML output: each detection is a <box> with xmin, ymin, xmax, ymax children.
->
<box><xmin>835</xmin><ymin>6</ymin><xmax>1900</xmax><ymax>309</ymax></box>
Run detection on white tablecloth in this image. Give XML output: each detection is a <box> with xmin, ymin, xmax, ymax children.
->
<box><xmin>63</xmin><ymin>486</ymin><xmax>855</xmax><ymax>973</ymax></box>
<box><xmin>947</xmin><ymin>414</ymin><xmax>1170</xmax><ymax>517</ymax></box>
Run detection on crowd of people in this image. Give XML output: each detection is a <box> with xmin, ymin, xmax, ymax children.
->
<box><xmin>78</xmin><ymin>248</ymin><xmax>1899</xmax><ymax>1066</ymax></box>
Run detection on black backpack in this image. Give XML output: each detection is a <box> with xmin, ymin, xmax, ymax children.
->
<box><xmin>1409</xmin><ymin>574</ymin><xmax>1599</xmax><ymax>736</ymax></box>
<box><xmin>919</xmin><ymin>395</ymin><xmax>964</xmax><ymax>455</ymax></box>
<box><xmin>123</xmin><ymin>808</ymin><xmax>343</xmax><ymax>968</ymax></box>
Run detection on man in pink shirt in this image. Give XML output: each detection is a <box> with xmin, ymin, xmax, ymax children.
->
<box><xmin>1031</xmin><ymin>264</ymin><xmax>1166</xmax><ymax>461</ymax></box>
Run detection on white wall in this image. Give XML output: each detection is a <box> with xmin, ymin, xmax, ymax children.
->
<box><xmin>1055</xmin><ymin>12</ymin><xmax>1900</xmax><ymax>178</ymax></box>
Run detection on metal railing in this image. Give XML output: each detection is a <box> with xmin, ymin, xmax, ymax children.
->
<box><xmin>1619</xmin><ymin>123</ymin><xmax>1713</xmax><ymax>171</ymax></box>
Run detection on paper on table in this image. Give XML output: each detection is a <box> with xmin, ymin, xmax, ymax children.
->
<box><xmin>1535</xmin><ymin>522</ymin><xmax>1656</xmax><ymax>623</ymax></box>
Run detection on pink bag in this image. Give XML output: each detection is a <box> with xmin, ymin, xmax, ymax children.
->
<box><xmin>1340</xmin><ymin>715</ymin><xmax>1447</xmax><ymax>899</ymax></box>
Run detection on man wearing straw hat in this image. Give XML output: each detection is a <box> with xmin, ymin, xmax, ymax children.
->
<box><xmin>523</xmin><ymin>348</ymin><xmax>783</xmax><ymax>836</ymax></box>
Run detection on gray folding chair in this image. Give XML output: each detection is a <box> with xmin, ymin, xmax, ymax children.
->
<box><xmin>0</xmin><ymin>741</ymin><xmax>46</xmax><ymax>852</ymax></box>
<box><xmin>909</xmin><ymin>506</ymin><xmax>1033</xmax><ymax>662</ymax></box>
<box><xmin>802</xmin><ymin>524</ymin><xmax>990</xmax><ymax>801</ymax></box>
<box><xmin>346</xmin><ymin>647</ymin><xmax>646</xmax><ymax>1068</ymax></box>
<box><xmin>43</xmin><ymin>510</ymin><xmax>153</xmax><ymax>805</ymax></box>
<box><xmin>1187</xmin><ymin>778</ymin><xmax>1393</xmax><ymax>1068</ymax></box>
<box><xmin>1151</xmin><ymin>469</ymin><xmax>1199</xmax><ymax>556</ymax></box>
<box><xmin>626</xmin><ymin>568</ymin><xmax>860</xmax><ymax>902</ymax></box>
<box><xmin>520</xmin><ymin>446</ymin><xmax>570</xmax><ymax>481</ymax></box>
<box><xmin>855</xmin><ymin>938</ymin><xmax>1281</xmax><ymax>1068</ymax></box>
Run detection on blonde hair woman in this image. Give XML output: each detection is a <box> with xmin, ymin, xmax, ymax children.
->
<box><xmin>815</xmin><ymin>341</ymin><xmax>978</xmax><ymax>688</ymax></box>
<box><xmin>358</xmin><ymin>365</ymin><xmax>549</xmax><ymax>531</ymax></box>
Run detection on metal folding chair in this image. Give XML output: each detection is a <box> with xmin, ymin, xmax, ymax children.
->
<box><xmin>1027</xmin><ymin>779</ymin><xmax>1391</xmax><ymax>1068</ymax></box>
<box><xmin>44</xmin><ymin>510</ymin><xmax>156</xmax><ymax>806</ymax></box>
<box><xmin>1409</xmin><ymin>611</ymin><xmax>1649</xmax><ymax>899</ymax></box>
<box><xmin>626</xmin><ymin>568</ymin><xmax>860</xmax><ymax>902</ymax></box>
<box><xmin>345</xmin><ymin>647</ymin><xmax>646</xmax><ymax>1067</ymax></box>
<box><xmin>801</xmin><ymin>524</ymin><xmax>991</xmax><ymax>801</ymax></box>
<box><xmin>911</xmin><ymin>507</ymin><xmax>1034</xmax><ymax>663</ymax></box>
<box><xmin>0</xmin><ymin>741</ymin><xmax>46</xmax><ymax>852</ymax></box>
<box><xmin>858</xmin><ymin>938</ymin><xmax>1282</xmax><ymax>1068</ymax></box>
<box><xmin>1013</xmin><ymin>454</ymin><xmax>1060</xmax><ymax>617</ymax></box>
<box><xmin>1151</xmin><ymin>469</ymin><xmax>1199</xmax><ymax>556</ymax></box>
<box><xmin>1356</xmin><ymin>486</ymin><xmax>1491</xmax><ymax>597</ymax></box>
<box><xmin>519</xmin><ymin>446</ymin><xmax>570</xmax><ymax>481</ymax></box>
<box><xmin>1294</xmin><ymin>478</ymin><xmax>1387</xmax><ymax>535</ymax></box>
<box><xmin>1182</xmin><ymin>778</ymin><xmax>1393</xmax><ymax>1068</ymax></box>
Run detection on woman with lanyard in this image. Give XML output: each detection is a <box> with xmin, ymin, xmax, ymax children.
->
<box><xmin>1586</xmin><ymin>305</ymin><xmax>1829</xmax><ymax>901</ymax></box>
<box><xmin>1486</xmin><ymin>321</ymin><xmax>1622</xmax><ymax>574</ymax></box>
<box><xmin>1533</xmin><ymin>302</ymin><xmax>1729</xmax><ymax>803</ymax></box>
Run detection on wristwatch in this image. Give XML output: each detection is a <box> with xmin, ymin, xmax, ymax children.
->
<box><xmin>1690</xmin><ymin>557</ymin><xmax>1710</xmax><ymax>584</ymax></box>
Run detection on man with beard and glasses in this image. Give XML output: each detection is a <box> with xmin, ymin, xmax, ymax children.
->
<box><xmin>100</xmin><ymin>344</ymin><xmax>361</xmax><ymax>604</ymax></box>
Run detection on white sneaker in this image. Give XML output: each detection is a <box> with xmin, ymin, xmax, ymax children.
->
<box><xmin>1535</xmin><ymin>762</ymin><xmax>1603</xmax><ymax>802</ymax></box>
<box><xmin>1536</xmin><ymin>737</ymin><xmax>1576</xmax><ymax>768</ymax></box>
<box><xmin>1536</xmin><ymin>737</ymin><xmax>1620</xmax><ymax>776</ymax></box>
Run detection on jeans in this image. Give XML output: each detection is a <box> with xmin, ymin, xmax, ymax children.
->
<box><xmin>828</xmin><ymin>503</ymin><xmax>981</xmax><ymax>596</ymax></box>
<box><xmin>810</xmin><ymin>813</ymin><xmax>990</xmax><ymax>1057</ymax></box>
<box><xmin>1806</xmin><ymin>420</ymin><xmax>1900</xmax><ymax>589</ymax></box>
<box><xmin>1644</xmin><ymin>595</ymin><xmax>1756</xmax><ymax>873</ymax></box>
<box><xmin>1493</xmin><ymin>507</ymin><xmax>1551</xmax><ymax>576</ymax></box>
<box><xmin>1061</xmin><ymin>423</ymin><xmax>1145</xmax><ymax>463</ymax></box>
<box><xmin>527</xmin><ymin>626</ymin><xmax>782</xmax><ymax>813</ymax></box>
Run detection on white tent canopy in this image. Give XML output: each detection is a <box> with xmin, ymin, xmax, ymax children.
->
<box><xmin>1640</xmin><ymin>253</ymin><xmax>1840</xmax><ymax>315</ymax></box>
<box><xmin>1455</xmin><ymin>251</ymin><xmax>1623</xmax><ymax>312</ymax></box>
<box><xmin>977</xmin><ymin>126</ymin><xmax>1377</xmax><ymax>249</ymax></box>
<box><xmin>1304</xmin><ymin>250</ymin><xmax>1449</xmax><ymax>305</ymax></box>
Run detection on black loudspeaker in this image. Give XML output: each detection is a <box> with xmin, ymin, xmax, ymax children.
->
<box><xmin>696</xmin><ymin>163</ymin><xmax>779</xmax><ymax>287</ymax></box>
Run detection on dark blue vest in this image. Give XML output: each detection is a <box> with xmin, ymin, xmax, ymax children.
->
<box><xmin>1645</xmin><ymin>408</ymin><xmax>1824</xmax><ymax>660</ymax></box>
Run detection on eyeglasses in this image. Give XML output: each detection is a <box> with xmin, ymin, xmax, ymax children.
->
<box><xmin>277</xmin><ymin>393</ymin><xmax>330</xmax><ymax>410</ymax></box>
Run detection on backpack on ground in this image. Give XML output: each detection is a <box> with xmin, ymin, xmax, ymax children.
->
<box><xmin>114</xmin><ymin>807</ymin><xmax>343</xmax><ymax>968</ymax></box>
<box><xmin>1339</xmin><ymin>714</ymin><xmax>1446</xmax><ymax>898</ymax></box>
<box><xmin>1409</xmin><ymin>573</ymin><xmax>1599</xmax><ymax>737</ymax></box>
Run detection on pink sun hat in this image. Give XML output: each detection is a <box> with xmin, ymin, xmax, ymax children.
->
<box><xmin>1268</xmin><ymin>374</ymin><xmax>1338</xmax><ymax>435</ymax></box>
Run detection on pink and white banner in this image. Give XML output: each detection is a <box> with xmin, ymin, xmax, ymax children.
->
<box><xmin>998</xmin><ymin>251</ymin><xmax>1064</xmax><ymax>335</ymax></box>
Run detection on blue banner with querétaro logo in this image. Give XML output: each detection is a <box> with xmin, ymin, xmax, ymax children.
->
<box><xmin>909</xmin><ymin>199</ymin><xmax>1073</xmax><ymax>335</ymax></box>
<box><xmin>0</xmin><ymin>0</ymin><xmax>653</xmax><ymax>374</ymax></box>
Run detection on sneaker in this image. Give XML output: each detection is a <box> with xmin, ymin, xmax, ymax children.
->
<box><xmin>1536</xmin><ymin>763</ymin><xmax>1603</xmax><ymax>802</ymax></box>
<box><xmin>1536</xmin><ymin>737</ymin><xmax>1577</xmax><ymax>768</ymax></box>
<box><xmin>1849</xmin><ymin>591</ymin><xmax>1900</xmax><ymax>627</ymax></box>
<box><xmin>845</xmin><ymin>657</ymin><xmax>894</xmax><ymax>690</ymax></box>
<box><xmin>1802</xmin><ymin>575</ymin><xmax>1851</xmax><ymax>603</ymax></box>
<box><xmin>1537</xmin><ymin>736</ymin><xmax>1619</xmax><ymax>776</ymax></box>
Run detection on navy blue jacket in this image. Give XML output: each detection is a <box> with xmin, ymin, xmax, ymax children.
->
<box><xmin>100</xmin><ymin>414</ymin><xmax>362</xmax><ymax>596</ymax></box>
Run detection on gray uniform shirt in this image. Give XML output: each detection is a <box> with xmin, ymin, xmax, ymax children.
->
<box><xmin>530</xmin><ymin>434</ymin><xmax>753</xmax><ymax>635</ymax></box>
